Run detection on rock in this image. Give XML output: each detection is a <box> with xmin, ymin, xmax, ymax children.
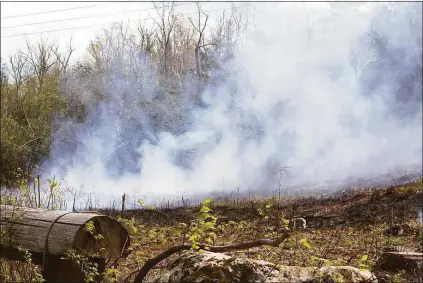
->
<box><xmin>376</xmin><ymin>251</ymin><xmax>423</xmax><ymax>272</ymax></box>
<box><xmin>154</xmin><ymin>251</ymin><xmax>377</xmax><ymax>283</ymax></box>
<box><xmin>154</xmin><ymin>251</ymin><xmax>284</xmax><ymax>282</ymax></box>
<box><xmin>318</xmin><ymin>266</ymin><xmax>377</xmax><ymax>283</ymax></box>
<box><xmin>278</xmin><ymin>266</ymin><xmax>316</xmax><ymax>283</ymax></box>
<box><xmin>279</xmin><ymin>266</ymin><xmax>376</xmax><ymax>283</ymax></box>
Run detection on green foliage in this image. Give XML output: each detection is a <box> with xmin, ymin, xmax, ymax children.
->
<box><xmin>188</xmin><ymin>199</ymin><xmax>217</xmax><ymax>251</ymax></box>
<box><xmin>392</xmin><ymin>270</ymin><xmax>406</xmax><ymax>283</ymax></box>
<box><xmin>46</xmin><ymin>176</ymin><xmax>63</xmax><ymax>209</ymax></box>
<box><xmin>2</xmin><ymin>183</ymin><xmax>423</xmax><ymax>282</ymax></box>
<box><xmin>257</xmin><ymin>202</ymin><xmax>272</xmax><ymax>220</ymax></box>
<box><xmin>1</xmin><ymin>71</ymin><xmax>66</xmax><ymax>187</ymax></box>
<box><xmin>398</xmin><ymin>180</ymin><xmax>423</xmax><ymax>193</ymax></box>
<box><xmin>62</xmin><ymin>250</ymin><xmax>100</xmax><ymax>283</ymax></box>
<box><xmin>83</xmin><ymin>220</ymin><xmax>96</xmax><ymax>235</ymax></box>
<box><xmin>83</xmin><ymin>220</ymin><xmax>105</xmax><ymax>242</ymax></box>
<box><xmin>357</xmin><ymin>254</ymin><xmax>372</xmax><ymax>271</ymax></box>
<box><xmin>117</xmin><ymin>217</ymin><xmax>141</xmax><ymax>236</ymax></box>
<box><xmin>333</xmin><ymin>272</ymin><xmax>344</xmax><ymax>283</ymax></box>
<box><xmin>102</xmin><ymin>268</ymin><xmax>121</xmax><ymax>283</ymax></box>
<box><xmin>0</xmin><ymin>246</ymin><xmax>47</xmax><ymax>283</ymax></box>
<box><xmin>19</xmin><ymin>247</ymin><xmax>45</xmax><ymax>283</ymax></box>
<box><xmin>62</xmin><ymin>220</ymin><xmax>113</xmax><ymax>283</ymax></box>
<box><xmin>1</xmin><ymin>10</ymin><xmax>245</xmax><ymax>190</ymax></box>
<box><xmin>137</xmin><ymin>199</ymin><xmax>154</xmax><ymax>210</ymax></box>
<box><xmin>383</xmin><ymin>235</ymin><xmax>408</xmax><ymax>246</ymax></box>
<box><xmin>281</xmin><ymin>216</ymin><xmax>290</xmax><ymax>230</ymax></box>
<box><xmin>299</xmin><ymin>237</ymin><xmax>312</xmax><ymax>249</ymax></box>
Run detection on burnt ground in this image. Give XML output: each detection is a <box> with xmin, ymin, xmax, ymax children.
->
<box><xmin>97</xmin><ymin>179</ymin><xmax>423</xmax><ymax>282</ymax></box>
<box><xmin>103</xmin><ymin>180</ymin><xmax>423</xmax><ymax>229</ymax></box>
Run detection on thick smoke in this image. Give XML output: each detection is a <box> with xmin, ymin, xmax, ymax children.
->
<box><xmin>41</xmin><ymin>3</ymin><xmax>422</xmax><ymax>207</ymax></box>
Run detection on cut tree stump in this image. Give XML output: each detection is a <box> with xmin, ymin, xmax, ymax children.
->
<box><xmin>0</xmin><ymin>204</ymin><xmax>130</xmax><ymax>283</ymax></box>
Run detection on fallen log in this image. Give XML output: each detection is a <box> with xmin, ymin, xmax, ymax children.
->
<box><xmin>0</xmin><ymin>204</ymin><xmax>130</xmax><ymax>283</ymax></box>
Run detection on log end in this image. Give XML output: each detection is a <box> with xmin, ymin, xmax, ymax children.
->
<box><xmin>73</xmin><ymin>215</ymin><xmax>130</xmax><ymax>258</ymax></box>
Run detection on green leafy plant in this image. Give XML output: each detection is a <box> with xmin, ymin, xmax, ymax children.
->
<box><xmin>17</xmin><ymin>246</ymin><xmax>45</xmax><ymax>283</ymax></box>
<box><xmin>83</xmin><ymin>220</ymin><xmax>104</xmax><ymax>242</ymax></box>
<box><xmin>281</xmin><ymin>217</ymin><xmax>290</xmax><ymax>230</ymax></box>
<box><xmin>62</xmin><ymin>250</ymin><xmax>100</xmax><ymax>283</ymax></box>
<box><xmin>299</xmin><ymin>237</ymin><xmax>312</xmax><ymax>249</ymax></box>
<box><xmin>102</xmin><ymin>268</ymin><xmax>121</xmax><ymax>283</ymax></box>
<box><xmin>188</xmin><ymin>199</ymin><xmax>217</xmax><ymax>251</ymax></box>
<box><xmin>117</xmin><ymin>217</ymin><xmax>142</xmax><ymax>236</ymax></box>
<box><xmin>357</xmin><ymin>254</ymin><xmax>371</xmax><ymax>271</ymax></box>
<box><xmin>392</xmin><ymin>270</ymin><xmax>406</xmax><ymax>283</ymax></box>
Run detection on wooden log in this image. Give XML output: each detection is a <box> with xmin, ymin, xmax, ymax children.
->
<box><xmin>0</xmin><ymin>204</ymin><xmax>130</xmax><ymax>282</ymax></box>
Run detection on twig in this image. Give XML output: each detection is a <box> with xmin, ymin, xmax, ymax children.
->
<box><xmin>321</xmin><ymin>227</ymin><xmax>344</xmax><ymax>260</ymax></box>
<box><xmin>19</xmin><ymin>137</ymin><xmax>41</xmax><ymax>148</ymax></box>
<box><xmin>108</xmin><ymin>236</ymin><xmax>130</xmax><ymax>268</ymax></box>
<box><xmin>132</xmin><ymin>232</ymin><xmax>290</xmax><ymax>283</ymax></box>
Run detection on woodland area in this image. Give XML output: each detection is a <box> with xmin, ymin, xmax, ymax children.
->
<box><xmin>0</xmin><ymin>3</ymin><xmax>247</xmax><ymax>189</ymax></box>
<box><xmin>1</xmin><ymin>2</ymin><xmax>422</xmax><ymax>193</ymax></box>
<box><xmin>0</xmin><ymin>2</ymin><xmax>422</xmax><ymax>283</ymax></box>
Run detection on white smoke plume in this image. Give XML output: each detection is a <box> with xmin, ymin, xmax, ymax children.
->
<box><xmin>41</xmin><ymin>2</ymin><xmax>422</xmax><ymax>207</ymax></box>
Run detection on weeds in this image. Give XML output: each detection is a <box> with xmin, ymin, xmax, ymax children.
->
<box><xmin>187</xmin><ymin>199</ymin><xmax>217</xmax><ymax>251</ymax></box>
<box><xmin>0</xmin><ymin>179</ymin><xmax>422</xmax><ymax>282</ymax></box>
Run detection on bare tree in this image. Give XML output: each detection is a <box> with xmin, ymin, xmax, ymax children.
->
<box><xmin>152</xmin><ymin>1</ymin><xmax>176</xmax><ymax>80</ymax></box>
<box><xmin>1</xmin><ymin>61</ymin><xmax>10</xmax><ymax>116</ymax></box>
<box><xmin>65</xmin><ymin>186</ymin><xmax>84</xmax><ymax>212</ymax></box>
<box><xmin>8</xmin><ymin>51</ymin><xmax>28</xmax><ymax>93</ymax></box>
<box><xmin>51</xmin><ymin>37</ymin><xmax>76</xmax><ymax>120</ymax></box>
<box><xmin>171</xmin><ymin>16</ymin><xmax>195</xmax><ymax>83</ymax></box>
<box><xmin>0</xmin><ymin>61</ymin><xmax>8</xmax><ymax>85</ymax></box>
<box><xmin>51</xmin><ymin>37</ymin><xmax>75</xmax><ymax>74</ymax></box>
<box><xmin>24</xmin><ymin>39</ymin><xmax>57</xmax><ymax>94</ymax></box>
<box><xmin>189</xmin><ymin>2</ymin><xmax>210</xmax><ymax>79</ymax></box>
<box><xmin>87</xmin><ymin>38</ymin><xmax>105</xmax><ymax>71</ymax></box>
<box><xmin>137</xmin><ymin>16</ymin><xmax>156</xmax><ymax>54</ymax></box>
<box><xmin>8</xmin><ymin>51</ymin><xmax>33</xmax><ymax>131</ymax></box>
<box><xmin>212</xmin><ymin>5</ymin><xmax>247</xmax><ymax>59</ymax></box>
<box><xmin>86</xmin><ymin>21</ymin><xmax>132</xmax><ymax>73</ymax></box>
<box><xmin>115</xmin><ymin>21</ymin><xmax>131</xmax><ymax>62</ymax></box>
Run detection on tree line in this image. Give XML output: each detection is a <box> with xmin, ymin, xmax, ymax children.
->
<box><xmin>0</xmin><ymin>2</ymin><xmax>248</xmax><ymax>188</ymax></box>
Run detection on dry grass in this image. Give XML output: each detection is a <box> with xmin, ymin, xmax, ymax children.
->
<box><xmin>1</xmin><ymin>180</ymin><xmax>422</xmax><ymax>283</ymax></box>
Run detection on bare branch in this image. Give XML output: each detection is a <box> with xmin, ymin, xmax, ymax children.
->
<box><xmin>152</xmin><ymin>1</ymin><xmax>176</xmax><ymax>79</ymax></box>
<box><xmin>133</xmin><ymin>232</ymin><xmax>291</xmax><ymax>283</ymax></box>
<box><xmin>51</xmin><ymin>37</ymin><xmax>75</xmax><ymax>73</ymax></box>
<box><xmin>24</xmin><ymin>38</ymin><xmax>58</xmax><ymax>93</ymax></box>
<box><xmin>8</xmin><ymin>51</ymin><xmax>28</xmax><ymax>92</ymax></box>
<box><xmin>137</xmin><ymin>15</ymin><xmax>156</xmax><ymax>54</ymax></box>
<box><xmin>188</xmin><ymin>1</ymin><xmax>210</xmax><ymax>79</ymax></box>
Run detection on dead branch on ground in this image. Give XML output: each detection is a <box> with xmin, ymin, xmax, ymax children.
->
<box><xmin>130</xmin><ymin>232</ymin><xmax>291</xmax><ymax>283</ymax></box>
